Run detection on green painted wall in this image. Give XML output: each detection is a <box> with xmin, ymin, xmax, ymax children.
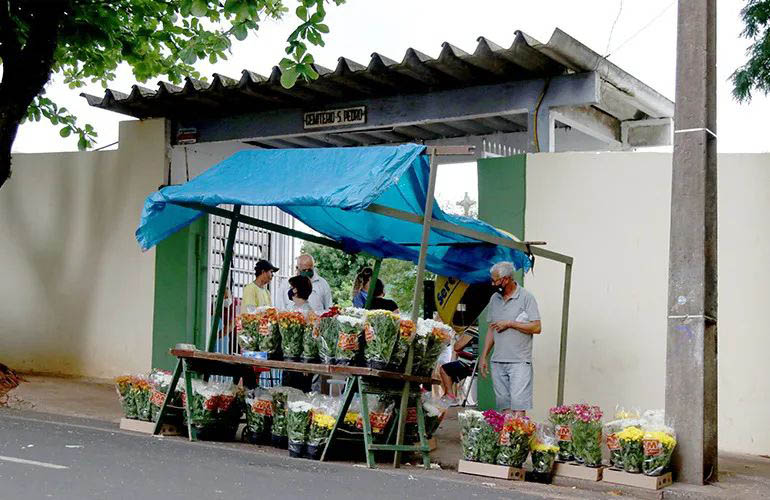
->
<box><xmin>151</xmin><ymin>217</ymin><xmax>208</xmax><ymax>370</ymax></box>
<box><xmin>476</xmin><ymin>154</ymin><xmax>527</xmax><ymax>410</ymax></box>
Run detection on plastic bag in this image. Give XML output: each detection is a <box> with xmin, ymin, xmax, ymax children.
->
<box><xmin>570</xmin><ymin>404</ymin><xmax>603</xmax><ymax>467</ymax></box>
<box><xmin>245</xmin><ymin>387</ymin><xmax>273</xmax><ymax>437</ymax></box>
<box><xmin>641</xmin><ymin>410</ymin><xmax>677</xmax><ymax>476</ymax></box>
<box><xmin>530</xmin><ymin>423</ymin><xmax>559</xmax><ymax>473</ymax></box>
<box><xmin>414</xmin><ymin>319</ymin><xmax>453</xmax><ymax>377</ymax></box>
<box><xmin>336</xmin><ymin>315</ymin><xmax>362</xmax><ymax>365</ymax></box>
<box><xmin>148</xmin><ymin>369</ymin><xmax>180</xmax><ymax>422</ymax></box>
<box><xmin>356</xmin><ymin>394</ymin><xmax>394</xmax><ymax>434</ymax></box>
<box><xmin>422</xmin><ymin>392</ymin><xmax>450</xmax><ymax>438</ymax></box>
<box><xmin>184</xmin><ymin>380</ymin><xmax>242</xmax><ymax>438</ymax></box>
<box><xmin>459</xmin><ymin>410</ymin><xmax>485</xmax><ymax>461</ymax></box>
<box><xmin>287</xmin><ymin>399</ymin><xmax>313</xmax><ymax>444</ymax></box>
<box><xmin>268</xmin><ymin>386</ymin><xmax>305</xmax><ymax>439</ymax></box>
<box><xmin>363</xmin><ymin>311</ymin><xmax>400</xmax><ymax>369</ymax></box>
<box><xmin>278</xmin><ymin>311</ymin><xmax>307</xmax><ymax>361</ymax></box>
<box><xmin>389</xmin><ymin>318</ymin><xmax>416</xmax><ymax>372</ymax></box>
<box><xmin>548</xmin><ymin>405</ymin><xmax>575</xmax><ymax>461</ymax></box>
<box><xmin>131</xmin><ymin>375</ymin><xmax>153</xmax><ymax>422</ymax></box>
<box><xmin>256</xmin><ymin>307</ymin><xmax>281</xmax><ymax>358</ymax></box>
<box><xmin>496</xmin><ymin>414</ymin><xmax>535</xmax><ymax>467</ymax></box>
<box><xmin>115</xmin><ymin>375</ymin><xmax>139</xmax><ymax>419</ymax></box>
<box><xmin>316</xmin><ymin>310</ymin><xmax>341</xmax><ymax>364</ymax></box>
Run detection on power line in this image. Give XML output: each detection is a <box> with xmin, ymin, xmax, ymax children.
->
<box><xmin>605</xmin><ymin>0</ymin><xmax>624</xmax><ymax>57</ymax></box>
<box><xmin>606</xmin><ymin>0</ymin><xmax>676</xmax><ymax>58</ymax></box>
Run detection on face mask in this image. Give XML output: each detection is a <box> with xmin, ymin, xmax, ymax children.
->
<box><xmin>494</xmin><ymin>279</ymin><xmax>507</xmax><ymax>295</ymax></box>
<box><xmin>288</xmin><ymin>288</ymin><xmax>295</xmax><ymax>301</ymax></box>
<box><xmin>300</xmin><ymin>269</ymin><xmax>314</xmax><ymax>279</ymax></box>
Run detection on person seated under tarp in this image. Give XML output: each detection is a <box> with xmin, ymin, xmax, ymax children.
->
<box><xmin>366</xmin><ymin>279</ymin><xmax>399</xmax><ymax>313</ymax></box>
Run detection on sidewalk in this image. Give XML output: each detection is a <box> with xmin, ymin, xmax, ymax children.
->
<box><xmin>5</xmin><ymin>374</ymin><xmax>769</xmax><ymax>499</ymax></box>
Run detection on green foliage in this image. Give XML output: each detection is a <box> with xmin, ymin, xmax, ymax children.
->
<box><xmin>301</xmin><ymin>242</ymin><xmax>435</xmax><ymax>314</ymax></box>
<box><xmin>732</xmin><ymin>0</ymin><xmax>770</xmax><ymax>102</ymax></box>
<box><xmin>2</xmin><ymin>0</ymin><xmax>343</xmax><ymax>150</ymax></box>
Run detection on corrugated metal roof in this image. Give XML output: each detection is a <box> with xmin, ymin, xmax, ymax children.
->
<box><xmin>82</xmin><ymin>29</ymin><xmax>673</xmax><ymax>126</ymax></box>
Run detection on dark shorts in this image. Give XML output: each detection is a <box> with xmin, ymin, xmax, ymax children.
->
<box><xmin>441</xmin><ymin>360</ymin><xmax>473</xmax><ymax>383</ymax></box>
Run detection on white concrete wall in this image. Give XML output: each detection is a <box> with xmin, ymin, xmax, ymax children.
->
<box><xmin>524</xmin><ymin>151</ymin><xmax>770</xmax><ymax>455</ymax></box>
<box><xmin>0</xmin><ymin>119</ymin><xmax>165</xmax><ymax>378</ymax></box>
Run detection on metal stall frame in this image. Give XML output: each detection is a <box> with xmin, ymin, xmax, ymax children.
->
<box><xmin>153</xmin><ymin>145</ymin><xmax>574</xmax><ymax>467</ymax></box>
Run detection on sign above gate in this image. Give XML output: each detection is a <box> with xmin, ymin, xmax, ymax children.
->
<box><xmin>303</xmin><ymin>106</ymin><xmax>367</xmax><ymax>129</ymax></box>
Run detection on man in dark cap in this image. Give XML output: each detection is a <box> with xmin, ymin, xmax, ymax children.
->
<box><xmin>242</xmin><ymin>259</ymin><xmax>278</xmax><ymax>311</ymax></box>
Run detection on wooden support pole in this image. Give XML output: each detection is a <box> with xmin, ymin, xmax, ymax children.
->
<box><xmin>557</xmin><ymin>262</ymin><xmax>572</xmax><ymax>405</ymax></box>
<box><xmin>394</xmin><ymin>150</ymin><xmax>439</xmax><ymax>468</ymax></box>
<box><xmin>206</xmin><ymin>205</ymin><xmax>241</xmax><ymax>353</ymax></box>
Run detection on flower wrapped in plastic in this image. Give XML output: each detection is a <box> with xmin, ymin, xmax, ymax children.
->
<box><xmin>475</xmin><ymin>410</ymin><xmax>502</xmax><ymax>464</ymax></box>
<box><xmin>341</xmin><ymin>307</ymin><xmax>367</xmax><ymax>319</ymax></box>
<box><xmin>287</xmin><ymin>399</ymin><xmax>313</xmax><ymax>457</ymax></box>
<box><xmin>306</xmin><ymin>395</ymin><xmax>340</xmax><ymax>459</ymax></box>
<box><xmin>341</xmin><ymin>396</ymin><xmax>362</xmax><ymax>432</ymax></box>
<box><xmin>148</xmin><ymin>369</ymin><xmax>181</xmax><ymax>422</ymax></box>
<box><xmin>131</xmin><ymin>376</ymin><xmax>153</xmax><ymax>422</ymax></box>
<box><xmin>184</xmin><ymin>380</ymin><xmax>243</xmax><ymax>440</ymax></box>
<box><xmin>496</xmin><ymin>413</ymin><xmax>535</xmax><ymax>468</ymax></box>
<box><xmin>316</xmin><ymin>307</ymin><xmax>341</xmax><ymax>364</ymax></box>
<box><xmin>244</xmin><ymin>387</ymin><xmax>273</xmax><ymax>443</ymax></box>
<box><xmin>422</xmin><ymin>392</ymin><xmax>450</xmax><ymax>438</ymax></box>
<box><xmin>459</xmin><ymin>409</ymin><xmax>485</xmax><ymax>461</ymax></box>
<box><xmin>335</xmin><ymin>315</ymin><xmax>362</xmax><ymax>366</ymax></box>
<box><xmin>641</xmin><ymin>410</ymin><xmax>677</xmax><ymax>476</ymax></box>
<box><xmin>604</xmin><ymin>407</ymin><xmax>641</xmax><ymax>469</ymax></box>
<box><xmin>570</xmin><ymin>404</ymin><xmax>603</xmax><ymax>467</ymax></box>
<box><xmin>115</xmin><ymin>375</ymin><xmax>139</xmax><ymax>419</ymax></box>
<box><xmin>363</xmin><ymin>310</ymin><xmax>401</xmax><ymax>369</ymax></box>
<box><xmin>356</xmin><ymin>395</ymin><xmax>394</xmax><ymax>436</ymax></box>
<box><xmin>256</xmin><ymin>307</ymin><xmax>281</xmax><ymax>358</ymax></box>
<box><xmin>388</xmin><ymin>318</ymin><xmax>416</xmax><ymax>371</ymax></box>
<box><xmin>268</xmin><ymin>386</ymin><xmax>304</xmax><ymax>448</ymax></box>
<box><xmin>414</xmin><ymin>319</ymin><xmax>454</xmax><ymax>377</ymax></box>
<box><xmin>302</xmin><ymin>312</ymin><xmax>320</xmax><ymax>363</ymax></box>
<box><xmin>278</xmin><ymin>311</ymin><xmax>307</xmax><ymax>361</ymax></box>
<box><xmin>236</xmin><ymin>312</ymin><xmax>261</xmax><ymax>352</ymax></box>
<box><xmin>617</xmin><ymin>422</ymin><xmax>645</xmax><ymax>473</ymax></box>
<box><xmin>530</xmin><ymin>424</ymin><xmax>559</xmax><ymax>474</ymax></box>
<box><xmin>548</xmin><ymin>405</ymin><xmax>575</xmax><ymax>461</ymax></box>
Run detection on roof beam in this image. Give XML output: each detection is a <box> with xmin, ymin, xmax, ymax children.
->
<box><xmin>550</xmin><ymin>105</ymin><xmax>621</xmax><ymax>146</ymax></box>
<box><xmin>176</xmin><ymin>72</ymin><xmax>600</xmax><ymax>145</ymax></box>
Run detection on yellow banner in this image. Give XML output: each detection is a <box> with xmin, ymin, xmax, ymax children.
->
<box><xmin>434</xmin><ymin>275</ymin><xmax>468</xmax><ymax>327</ymax></box>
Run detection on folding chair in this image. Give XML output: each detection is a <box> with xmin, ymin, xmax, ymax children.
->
<box><xmin>459</xmin><ymin>356</ymin><xmax>479</xmax><ymax>407</ymax></box>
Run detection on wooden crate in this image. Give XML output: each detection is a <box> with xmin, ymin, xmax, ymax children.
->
<box><xmin>119</xmin><ymin>418</ymin><xmax>180</xmax><ymax>436</ymax></box>
<box><xmin>603</xmin><ymin>469</ymin><xmax>673</xmax><ymax>490</ymax></box>
<box><xmin>457</xmin><ymin>460</ymin><xmax>525</xmax><ymax>481</ymax></box>
<box><xmin>553</xmin><ymin>462</ymin><xmax>604</xmax><ymax>481</ymax></box>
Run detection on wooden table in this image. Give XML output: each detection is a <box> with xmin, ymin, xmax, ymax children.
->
<box><xmin>153</xmin><ymin>349</ymin><xmax>438</xmax><ymax>468</ymax></box>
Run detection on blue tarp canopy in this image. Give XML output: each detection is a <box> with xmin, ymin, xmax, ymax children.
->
<box><xmin>136</xmin><ymin>144</ymin><xmax>531</xmax><ymax>284</ymax></box>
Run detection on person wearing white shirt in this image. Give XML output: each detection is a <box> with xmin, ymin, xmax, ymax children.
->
<box><xmin>279</xmin><ymin>254</ymin><xmax>332</xmax><ymax>313</ymax></box>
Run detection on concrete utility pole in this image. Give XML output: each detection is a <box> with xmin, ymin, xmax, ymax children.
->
<box><xmin>665</xmin><ymin>0</ymin><xmax>717</xmax><ymax>485</ymax></box>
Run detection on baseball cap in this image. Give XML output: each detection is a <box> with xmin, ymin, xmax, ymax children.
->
<box><xmin>254</xmin><ymin>259</ymin><xmax>279</xmax><ymax>274</ymax></box>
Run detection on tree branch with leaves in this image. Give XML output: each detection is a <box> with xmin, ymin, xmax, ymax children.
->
<box><xmin>0</xmin><ymin>0</ymin><xmax>343</xmax><ymax>190</ymax></box>
<box><xmin>732</xmin><ymin>0</ymin><xmax>770</xmax><ymax>102</ymax></box>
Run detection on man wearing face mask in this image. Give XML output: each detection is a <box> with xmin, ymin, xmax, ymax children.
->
<box><xmin>289</xmin><ymin>254</ymin><xmax>332</xmax><ymax>313</ymax></box>
<box><xmin>479</xmin><ymin>261</ymin><xmax>541</xmax><ymax>417</ymax></box>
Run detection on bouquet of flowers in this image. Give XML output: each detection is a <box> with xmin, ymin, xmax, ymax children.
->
<box><xmin>530</xmin><ymin>424</ymin><xmax>559</xmax><ymax>474</ymax></box>
<box><xmin>131</xmin><ymin>376</ymin><xmax>152</xmax><ymax>421</ymax></box>
<box><xmin>244</xmin><ymin>387</ymin><xmax>273</xmax><ymax>443</ymax></box>
<box><xmin>548</xmin><ymin>405</ymin><xmax>576</xmax><ymax>461</ymax></box>
<box><xmin>641</xmin><ymin>410</ymin><xmax>677</xmax><ymax>476</ymax></box>
<box><xmin>459</xmin><ymin>410</ymin><xmax>485</xmax><ymax>461</ymax></box>
<box><xmin>496</xmin><ymin>413</ymin><xmax>535</xmax><ymax>468</ymax></box>
<box><xmin>355</xmin><ymin>395</ymin><xmax>394</xmax><ymax>436</ymax></box>
<box><xmin>268</xmin><ymin>386</ymin><xmax>304</xmax><ymax>448</ymax></box>
<box><xmin>475</xmin><ymin>410</ymin><xmax>501</xmax><ymax>464</ymax></box>
<box><xmin>302</xmin><ymin>312</ymin><xmax>320</xmax><ymax>363</ymax></box>
<box><xmin>337</xmin><ymin>394</ymin><xmax>362</xmax><ymax>433</ymax></box>
<box><xmin>287</xmin><ymin>399</ymin><xmax>313</xmax><ymax>457</ymax></box>
<box><xmin>306</xmin><ymin>395</ymin><xmax>340</xmax><ymax>459</ymax></box>
<box><xmin>236</xmin><ymin>312</ymin><xmax>260</xmax><ymax>352</ymax></box>
<box><xmin>604</xmin><ymin>419</ymin><xmax>624</xmax><ymax>469</ymax></box>
<box><xmin>571</xmin><ymin>404</ymin><xmax>603</xmax><ymax>467</ymax></box>
<box><xmin>414</xmin><ymin>319</ymin><xmax>454</xmax><ymax>377</ymax></box>
<box><xmin>363</xmin><ymin>310</ymin><xmax>401</xmax><ymax>369</ymax></box>
<box><xmin>316</xmin><ymin>307</ymin><xmax>341</xmax><ymax>364</ymax></box>
<box><xmin>115</xmin><ymin>375</ymin><xmax>139</xmax><ymax>419</ymax></box>
<box><xmin>184</xmin><ymin>380</ymin><xmax>243</xmax><ymax>440</ymax></box>
<box><xmin>617</xmin><ymin>423</ymin><xmax>645</xmax><ymax>473</ymax></box>
<box><xmin>389</xmin><ymin>318</ymin><xmax>416</xmax><ymax>371</ymax></box>
<box><xmin>256</xmin><ymin>307</ymin><xmax>281</xmax><ymax>358</ymax></box>
<box><xmin>335</xmin><ymin>315</ymin><xmax>362</xmax><ymax>366</ymax></box>
<box><xmin>342</xmin><ymin>307</ymin><xmax>367</xmax><ymax>319</ymax></box>
<box><xmin>148</xmin><ymin>369</ymin><xmax>181</xmax><ymax>422</ymax></box>
<box><xmin>278</xmin><ymin>311</ymin><xmax>307</xmax><ymax>361</ymax></box>
<box><xmin>422</xmin><ymin>392</ymin><xmax>450</xmax><ymax>438</ymax></box>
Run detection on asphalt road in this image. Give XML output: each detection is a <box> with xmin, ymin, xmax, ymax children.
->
<box><xmin>0</xmin><ymin>410</ymin><xmax>548</xmax><ymax>500</ymax></box>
